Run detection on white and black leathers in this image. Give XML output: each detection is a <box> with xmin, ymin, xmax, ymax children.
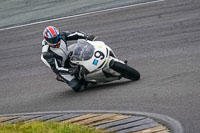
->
<box><xmin>41</xmin><ymin>31</ymin><xmax>94</xmax><ymax>91</ymax></box>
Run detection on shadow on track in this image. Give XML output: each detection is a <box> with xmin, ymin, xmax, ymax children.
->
<box><xmin>82</xmin><ymin>80</ymin><xmax>135</xmax><ymax>93</ymax></box>
<box><xmin>55</xmin><ymin>79</ymin><xmax>136</xmax><ymax>96</ymax></box>
<box><xmin>21</xmin><ymin>79</ymin><xmax>139</xmax><ymax>114</ymax></box>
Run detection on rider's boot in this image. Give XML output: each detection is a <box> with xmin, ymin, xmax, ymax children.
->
<box><xmin>80</xmin><ymin>79</ymin><xmax>88</xmax><ymax>89</ymax></box>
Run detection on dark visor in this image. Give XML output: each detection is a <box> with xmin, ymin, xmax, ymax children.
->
<box><xmin>46</xmin><ymin>36</ymin><xmax>61</xmax><ymax>44</ymax></box>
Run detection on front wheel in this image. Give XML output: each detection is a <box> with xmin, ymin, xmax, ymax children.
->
<box><xmin>109</xmin><ymin>60</ymin><xmax>140</xmax><ymax>81</ymax></box>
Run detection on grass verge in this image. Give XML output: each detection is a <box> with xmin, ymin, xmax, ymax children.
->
<box><xmin>0</xmin><ymin>121</ymin><xmax>103</xmax><ymax>133</ymax></box>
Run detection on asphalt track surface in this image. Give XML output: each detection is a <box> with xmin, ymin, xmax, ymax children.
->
<box><xmin>0</xmin><ymin>0</ymin><xmax>200</xmax><ymax>132</ymax></box>
<box><xmin>0</xmin><ymin>0</ymin><xmax>150</xmax><ymax>28</ymax></box>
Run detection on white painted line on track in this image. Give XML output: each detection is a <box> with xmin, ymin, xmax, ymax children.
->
<box><xmin>0</xmin><ymin>0</ymin><xmax>165</xmax><ymax>31</ymax></box>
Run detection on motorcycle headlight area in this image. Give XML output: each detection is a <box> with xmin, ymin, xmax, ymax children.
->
<box><xmin>71</xmin><ymin>42</ymin><xmax>95</xmax><ymax>61</ymax></box>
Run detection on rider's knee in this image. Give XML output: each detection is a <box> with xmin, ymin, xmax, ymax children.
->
<box><xmin>68</xmin><ymin>78</ymin><xmax>81</xmax><ymax>92</ymax></box>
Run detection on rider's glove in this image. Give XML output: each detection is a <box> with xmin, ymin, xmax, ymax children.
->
<box><xmin>87</xmin><ymin>35</ymin><xmax>96</xmax><ymax>41</ymax></box>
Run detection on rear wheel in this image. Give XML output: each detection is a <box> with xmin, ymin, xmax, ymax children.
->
<box><xmin>109</xmin><ymin>60</ymin><xmax>140</xmax><ymax>81</ymax></box>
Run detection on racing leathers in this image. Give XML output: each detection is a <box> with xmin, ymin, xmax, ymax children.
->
<box><xmin>41</xmin><ymin>31</ymin><xmax>95</xmax><ymax>92</ymax></box>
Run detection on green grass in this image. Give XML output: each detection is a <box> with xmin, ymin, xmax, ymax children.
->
<box><xmin>0</xmin><ymin>121</ymin><xmax>103</xmax><ymax>133</ymax></box>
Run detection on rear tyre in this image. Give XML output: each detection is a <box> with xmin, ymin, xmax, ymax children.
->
<box><xmin>109</xmin><ymin>60</ymin><xmax>140</xmax><ymax>81</ymax></box>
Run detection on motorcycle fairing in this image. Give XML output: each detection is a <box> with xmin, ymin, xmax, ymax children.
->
<box><xmin>71</xmin><ymin>40</ymin><xmax>108</xmax><ymax>72</ymax></box>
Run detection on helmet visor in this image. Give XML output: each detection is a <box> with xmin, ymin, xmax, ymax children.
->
<box><xmin>45</xmin><ymin>35</ymin><xmax>61</xmax><ymax>44</ymax></box>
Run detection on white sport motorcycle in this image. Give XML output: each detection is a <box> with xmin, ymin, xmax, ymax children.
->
<box><xmin>68</xmin><ymin>39</ymin><xmax>140</xmax><ymax>92</ymax></box>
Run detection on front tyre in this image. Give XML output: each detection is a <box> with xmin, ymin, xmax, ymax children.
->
<box><xmin>109</xmin><ymin>60</ymin><xmax>140</xmax><ymax>81</ymax></box>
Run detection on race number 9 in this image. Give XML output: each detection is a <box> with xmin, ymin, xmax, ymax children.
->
<box><xmin>95</xmin><ymin>51</ymin><xmax>105</xmax><ymax>60</ymax></box>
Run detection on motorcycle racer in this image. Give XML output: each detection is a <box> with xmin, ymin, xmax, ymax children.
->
<box><xmin>41</xmin><ymin>26</ymin><xmax>95</xmax><ymax>92</ymax></box>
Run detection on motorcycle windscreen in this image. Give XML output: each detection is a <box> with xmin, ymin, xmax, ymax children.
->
<box><xmin>71</xmin><ymin>41</ymin><xmax>95</xmax><ymax>61</ymax></box>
